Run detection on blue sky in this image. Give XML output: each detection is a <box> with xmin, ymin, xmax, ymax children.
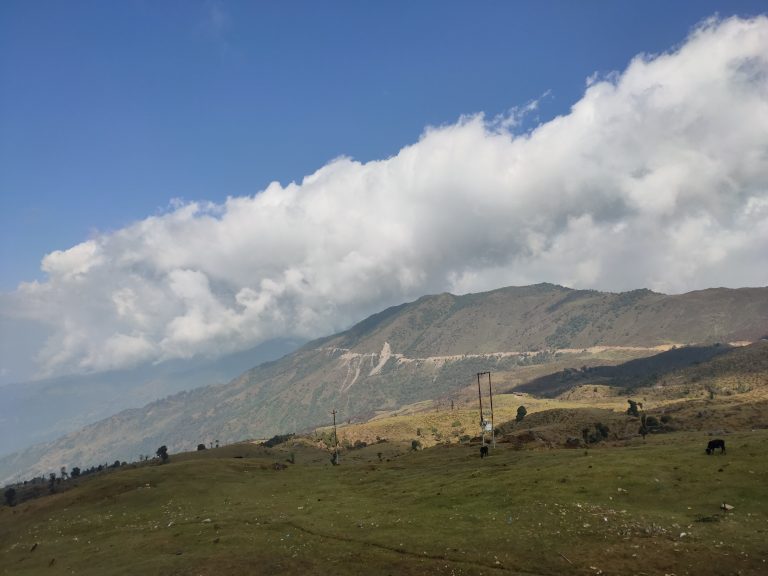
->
<box><xmin>3</xmin><ymin>0</ymin><xmax>766</xmax><ymax>291</ymax></box>
<box><xmin>2</xmin><ymin>1</ymin><xmax>768</xmax><ymax>385</ymax></box>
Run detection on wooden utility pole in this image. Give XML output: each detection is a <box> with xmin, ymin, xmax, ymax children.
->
<box><xmin>476</xmin><ymin>372</ymin><xmax>485</xmax><ymax>446</ymax></box>
<box><xmin>487</xmin><ymin>372</ymin><xmax>495</xmax><ymax>448</ymax></box>
<box><xmin>332</xmin><ymin>409</ymin><xmax>340</xmax><ymax>465</ymax></box>
<box><xmin>477</xmin><ymin>371</ymin><xmax>494</xmax><ymax>447</ymax></box>
<box><xmin>476</xmin><ymin>373</ymin><xmax>484</xmax><ymax>424</ymax></box>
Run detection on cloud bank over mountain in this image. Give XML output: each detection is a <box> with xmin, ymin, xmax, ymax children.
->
<box><xmin>3</xmin><ymin>16</ymin><xmax>768</xmax><ymax>378</ymax></box>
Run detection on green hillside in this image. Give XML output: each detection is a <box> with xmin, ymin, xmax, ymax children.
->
<box><xmin>2</xmin><ymin>430</ymin><xmax>767</xmax><ymax>576</ymax></box>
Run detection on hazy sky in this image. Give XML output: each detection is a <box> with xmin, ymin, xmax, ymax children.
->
<box><xmin>2</xmin><ymin>1</ymin><xmax>768</xmax><ymax>384</ymax></box>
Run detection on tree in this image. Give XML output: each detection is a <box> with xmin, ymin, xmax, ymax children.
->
<box><xmin>4</xmin><ymin>487</ymin><xmax>16</xmax><ymax>507</ymax></box>
<box><xmin>516</xmin><ymin>405</ymin><xmax>527</xmax><ymax>422</ymax></box>
<box><xmin>71</xmin><ymin>467</ymin><xmax>81</xmax><ymax>478</ymax></box>
<box><xmin>626</xmin><ymin>399</ymin><xmax>640</xmax><ymax>417</ymax></box>
<box><xmin>156</xmin><ymin>445</ymin><xmax>169</xmax><ymax>463</ymax></box>
<box><xmin>197</xmin><ymin>443</ymin><xmax>206</xmax><ymax>451</ymax></box>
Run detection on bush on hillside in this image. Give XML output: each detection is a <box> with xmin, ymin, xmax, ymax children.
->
<box><xmin>516</xmin><ymin>406</ymin><xmax>527</xmax><ymax>422</ymax></box>
<box><xmin>262</xmin><ymin>433</ymin><xmax>295</xmax><ymax>448</ymax></box>
<box><xmin>583</xmin><ymin>423</ymin><xmax>610</xmax><ymax>444</ymax></box>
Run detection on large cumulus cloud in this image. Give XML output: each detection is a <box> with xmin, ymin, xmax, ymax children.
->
<box><xmin>4</xmin><ymin>16</ymin><xmax>768</xmax><ymax>377</ymax></box>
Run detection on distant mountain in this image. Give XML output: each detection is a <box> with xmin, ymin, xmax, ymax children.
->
<box><xmin>2</xmin><ymin>283</ymin><xmax>767</xmax><ymax>484</ymax></box>
<box><xmin>0</xmin><ymin>338</ymin><xmax>303</xmax><ymax>458</ymax></box>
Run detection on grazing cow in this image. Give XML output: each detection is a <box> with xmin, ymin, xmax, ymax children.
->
<box><xmin>480</xmin><ymin>445</ymin><xmax>489</xmax><ymax>458</ymax></box>
<box><xmin>706</xmin><ymin>439</ymin><xmax>726</xmax><ymax>455</ymax></box>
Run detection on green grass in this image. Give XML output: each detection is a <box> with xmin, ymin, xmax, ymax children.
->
<box><xmin>2</xmin><ymin>432</ymin><xmax>768</xmax><ymax>575</ymax></box>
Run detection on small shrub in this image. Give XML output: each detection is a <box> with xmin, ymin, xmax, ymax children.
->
<box><xmin>411</xmin><ymin>439</ymin><xmax>422</xmax><ymax>451</ymax></box>
<box><xmin>584</xmin><ymin>423</ymin><xmax>610</xmax><ymax>444</ymax></box>
<box><xmin>197</xmin><ymin>444</ymin><xmax>206</xmax><ymax>451</ymax></box>
<box><xmin>516</xmin><ymin>406</ymin><xmax>527</xmax><ymax>422</ymax></box>
<box><xmin>156</xmin><ymin>445</ymin><xmax>169</xmax><ymax>463</ymax></box>
<box><xmin>451</xmin><ymin>420</ymin><xmax>462</xmax><ymax>427</ymax></box>
<box><xmin>660</xmin><ymin>414</ymin><xmax>671</xmax><ymax>424</ymax></box>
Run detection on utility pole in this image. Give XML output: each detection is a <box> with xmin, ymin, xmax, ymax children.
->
<box><xmin>476</xmin><ymin>372</ymin><xmax>485</xmax><ymax>446</ymax></box>
<box><xmin>477</xmin><ymin>371</ymin><xmax>494</xmax><ymax>448</ymax></box>
<box><xmin>332</xmin><ymin>409</ymin><xmax>340</xmax><ymax>465</ymax></box>
<box><xmin>487</xmin><ymin>372</ymin><xmax>495</xmax><ymax>448</ymax></box>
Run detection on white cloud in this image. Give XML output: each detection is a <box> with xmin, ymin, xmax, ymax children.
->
<box><xmin>3</xmin><ymin>15</ymin><xmax>768</xmax><ymax>378</ymax></box>
<box><xmin>40</xmin><ymin>240</ymin><xmax>103</xmax><ymax>281</ymax></box>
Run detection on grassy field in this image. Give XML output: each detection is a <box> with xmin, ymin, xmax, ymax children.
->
<box><xmin>2</xmin><ymin>428</ymin><xmax>767</xmax><ymax>576</ymax></box>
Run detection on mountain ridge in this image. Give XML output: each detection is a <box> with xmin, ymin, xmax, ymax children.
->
<box><xmin>2</xmin><ymin>283</ymin><xmax>767</xmax><ymax>484</ymax></box>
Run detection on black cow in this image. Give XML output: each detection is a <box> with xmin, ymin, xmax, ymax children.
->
<box><xmin>706</xmin><ymin>439</ymin><xmax>726</xmax><ymax>455</ymax></box>
<box><xmin>480</xmin><ymin>445</ymin><xmax>489</xmax><ymax>458</ymax></box>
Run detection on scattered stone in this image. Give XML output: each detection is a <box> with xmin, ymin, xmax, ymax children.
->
<box><xmin>720</xmin><ymin>503</ymin><xmax>734</xmax><ymax>512</ymax></box>
<box><xmin>29</xmin><ymin>543</ymin><xmax>38</xmax><ymax>552</ymax></box>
